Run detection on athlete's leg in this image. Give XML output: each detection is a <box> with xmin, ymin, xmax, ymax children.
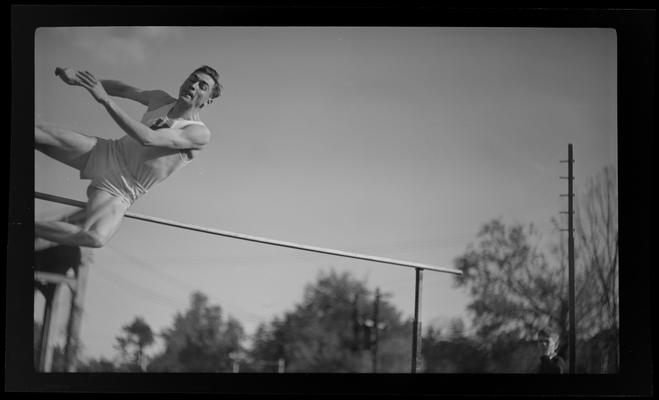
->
<box><xmin>62</xmin><ymin>208</ymin><xmax>89</xmax><ymax>225</ymax></box>
<box><xmin>34</xmin><ymin>237</ymin><xmax>59</xmax><ymax>252</ymax></box>
<box><xmin>81</xmin><ymin>188</ymin><xmax>130</xmax><ymax>245</ymax></box>
<box><xmin>34</xmin><ymin>209</ymin><xmax>88</xmax><ymax>251</ymax></box>
<box><xmin>35</xmin><ymin>122</ymin><xmax>97</xmax><ymax>171</ymax></box>
<box><xmin>35</xmin><ymin>188</ymin><xmax>129</xmax><ymax>248</ymax></box>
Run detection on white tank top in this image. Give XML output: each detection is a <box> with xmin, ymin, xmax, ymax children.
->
<box><xmin>115</xmin><ymin>103</ymin><xmax>207</xmax><ymax>192</ymax></box>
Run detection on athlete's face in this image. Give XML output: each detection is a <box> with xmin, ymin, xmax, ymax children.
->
<box><xmin>179</xmin><ymin>72</ymin><xmax>215</xmax><ymax>109</ymax></box>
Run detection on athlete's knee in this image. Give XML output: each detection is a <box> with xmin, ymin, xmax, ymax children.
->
<box><xmin>35</xmin><ymin>123</ymin><xmax>61</xmax><ymax>149</ymax></box>
<box><xmin>35</xmin><ymin>124</ymin><xmax>51</xmax><ymax>146</ymax></box>
<box><xmin>35</xmin><ymin>122</ymin><xmax>55</xmax><ymax>137</ymax></box>
<box><xmin>79</xmin><ymin>229</ymin><xmax>110</xmax><ymax>248</ymax></box>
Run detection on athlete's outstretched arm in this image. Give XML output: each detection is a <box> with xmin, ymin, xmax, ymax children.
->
<box><xmin>55</xmin><ymin>67</ymin><xmax>174</xmax><ymax>107</ymax></box>
<box><xmin>76</xmin><ymin>70</ymin><xmax>211</xmax><ymax>150</ymax></box>
<box><xmin>100</xmin><ymin>80</ymin><xmax>174</xmax><ymax>107</ymax></box>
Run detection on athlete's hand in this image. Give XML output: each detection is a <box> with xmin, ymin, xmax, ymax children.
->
<box><xmin>75</xmin><ymin>70</ymin><xmax>111</xmax><ymax>104</ymax></box>
<box><xmin>55</xmin><ymin>67</ymin><xmax>83</xmax><ymax>86</ymax></box>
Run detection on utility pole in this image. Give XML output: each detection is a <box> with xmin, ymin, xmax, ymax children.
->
<box><xmin>560</xmin><ymin>143</ymin><xmax>576</xmax><ymax>373</ymax></box>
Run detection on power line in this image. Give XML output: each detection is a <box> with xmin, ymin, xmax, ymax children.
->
<box><xmin>104</xmin><ymin>244</ymin><xmax>266</xmax><ymax>323</ymax></box>
<box><xmin>93</xmin><ymin>264</ymin><xmax>187</xmax><ymax>310</ymax></box>
<box><xmin>106</xmin><ymin>244</ymin><xmax>196</xmax><ymax>293</ymax></box>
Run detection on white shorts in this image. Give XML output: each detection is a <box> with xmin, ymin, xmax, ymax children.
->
<box><xmin>80</xmin><ymin>138</ymin><xmax>146</xmax><ymax>206</ymax></box>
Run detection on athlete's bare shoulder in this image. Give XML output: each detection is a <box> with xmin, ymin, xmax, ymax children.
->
<box><xmin>145</xmin><ymin>90</ymin><xmax>177</xmax><ymax>111</ymax></box>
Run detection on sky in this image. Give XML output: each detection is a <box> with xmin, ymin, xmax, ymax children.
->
<box><xmin>33</xmin><ymin>27</ymin><xmax>617</xmax><ymax>361</ymax></box>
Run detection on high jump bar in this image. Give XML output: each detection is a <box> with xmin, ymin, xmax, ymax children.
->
<box><xmin>35</xmin><ymin>191</ymin><xmax>462</xmax><ymax>275</ymax></box>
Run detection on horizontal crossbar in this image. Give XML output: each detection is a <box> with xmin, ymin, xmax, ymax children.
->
<box><xmin>35</xmin><ymin>191</ymin><xmax>462</xmax><ymax>275</ymax></box>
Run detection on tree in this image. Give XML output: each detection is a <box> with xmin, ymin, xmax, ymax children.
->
<box><xmin>113</xmin><ymin>316</ymin><xmax>155</xmax><ymax>371</ymax></box>
<box><xmin>453</xmin><ymin>165</ymin><xmax>619</xmax><ymax>372</ymax></box>
<box><xmin>421</xmin><ymin>318</ymin><xmax>489</xmax><ymax>373</ymax></box>
<box><xmin>454</xmin><ymin>219</ymin><xmax>564</xmax><ymax>343</ymax></box>
<box><xmin>76</xmin><ymin>357</ymin><xmax>119</xmax><ymax>372</ymax></box>
<box><xmin>248</xmin><ymin>269</ymin><xmax>414</xmax><ymax>372</ymax></box>
<box><xmin>547</xmin><ymin>165</ymin><xmax>618</xmax><ymax>369</ymax></box>
<box><xmin>147</xmin><ymin>291</ymin><xmax>245</xmax><ymax>372</ymax></box>
<box><xmin>573</xmin><ymin>166</ymin><xmax>618</xmax><ymax>340</ymax></box>
<box><xmin>564</xmin><ymin>165</ymin><xmax>618</xmax><ymax>370</ymax></box>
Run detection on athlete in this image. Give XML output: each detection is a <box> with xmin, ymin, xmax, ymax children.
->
<box><xmin>35</xmin><ymin>65</ymin><xmax>221</xmax><ymax>249</ymax></box>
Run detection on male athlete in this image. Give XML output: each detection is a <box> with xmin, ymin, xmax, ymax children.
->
<box><xmin>35</xmin><ymin>65</ymin><xmax>221</xmax><ymax>249</ymax></box>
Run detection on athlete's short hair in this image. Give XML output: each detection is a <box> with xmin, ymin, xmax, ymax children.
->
<box><xmin>194</xmin><ymin>65</ymin><xmax>222</xmax><ymax>99</ymax></box>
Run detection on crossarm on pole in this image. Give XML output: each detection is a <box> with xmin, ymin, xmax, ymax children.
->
<box><xmin>35</xmin><ymin>191</ymin><xmax>462</xmax><ymax>275</ymax></box>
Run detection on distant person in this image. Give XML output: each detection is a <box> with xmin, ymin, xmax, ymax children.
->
<box><xmin>536</xmin><ymin>329</ymin><xmax>567</xmax><ymax>374</ymax></box>
<box><xmin>35</xmin><ymin>66</ymin><xmax>222</xmax><ymax>249</ymax></box>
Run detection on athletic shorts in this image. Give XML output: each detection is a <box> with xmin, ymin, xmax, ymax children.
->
<box><xmin>80</xmin><ymin>138</ymin><xmax>146</xmax><ymax>206</ymax></box>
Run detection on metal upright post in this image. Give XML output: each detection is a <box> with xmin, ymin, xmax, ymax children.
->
<box><xmin>411</xmin><ymin>268</ymin><xmax>423</xmax><ymax>373</ymax></box>
<box><xmin>372</xmin><ymin>287</ymin><xmax>380</xmax><ymax>373</ymax></box>
<box><xmin>37</xmin><ymin>284</ymin><xmax>52</xmax><ymax>370</ymax></box>
<box><xmin>38</xmin><ymin>284</ymin><xmax>61</xmax><ymax>372</ymax></box>
<box><xmin>64</xmin><ymin>249</ymin><xmax>91</xmax><ymax>372</ymax></box>
<box><xmin>35</xmin><ymin>245</ymin><xmax>85</xmax><ymax>372</ymax></box>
